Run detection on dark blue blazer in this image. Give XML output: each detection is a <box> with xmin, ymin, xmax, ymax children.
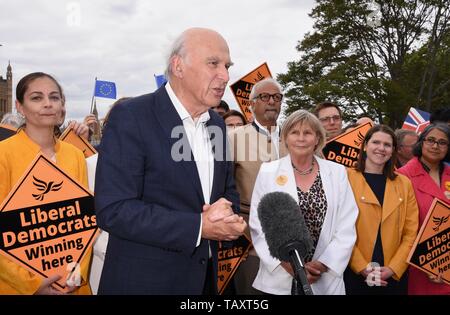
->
<box><xmin>94</xmin><ymin>87</ymin><xmax>239</xmax><ymax>294</ymax></box>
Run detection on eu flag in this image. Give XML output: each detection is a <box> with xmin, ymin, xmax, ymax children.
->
<box><xmin>94</xmin><ymin>80</ymin><xmax>117</xmax><ymax>99</ymax></box>
<box><xmin>154</xmin><ymin>74</ymin><xmax>167</xmax><ymax>89</ymax></box>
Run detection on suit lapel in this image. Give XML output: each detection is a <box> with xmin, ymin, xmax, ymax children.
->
<box><xmin>352</xmin><ymin>172</ymin><xmax>402</xmax><ymax>223</ymax></box>
<box><xmin>381</xmin><ymin>179</ymin><xmax>402</xmax><ymax>222</ymax></box>
<box><xmin>309</xmin><ymin>157</ymin><xmax>337</xmax><ymax>255</ymax></box>
<box><xmin>348</xmin><ymin>170</ymin><xmax>380</xmax><ymax>208</ymax></box>
<box><xmin>206</xmin><ymin>114</ymin><xmax>221</xmax><ymax>201</ymax></box>
<box><xmin>276</xmin><ymin>155</ymin><xmax>299</xmax><ymax>203</ymax></box>
<box><xmin>360</xmin><ymin>181</ymin><xmax>380</xmax><ymax>206</ymax></box>
<box><xmin>411</xmin><ymin>161</ymin><xmax>446</xmax><ymax>201</ymax></box>
<box><xmin>316</xmin><ymin>157</ymin><xmax>334</xmax><ymax>205</ymax></box>
<box><xmin>151</xmin><ymin>88</ymin><xmax>204</xmax><ymax>204</ymax></box>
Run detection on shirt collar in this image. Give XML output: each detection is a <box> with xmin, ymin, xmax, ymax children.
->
<box><xmin>253</xmin><ymin>118</ymin><xmax>279</xmax><ymax>136</ymax></box>
<box><xmin>419</xmin><ymin>157</ymin><xmax>445</xmax><ymax>179</ymax></box>
<box><xmin>165</xmin><ymin>82</ymin><xmax>210</xmax><ymax>125</ymax></box>
<box><xmin>17</xmin><ymin>128</ymin><xmax>61</xmax><ymax>155</ymax></box>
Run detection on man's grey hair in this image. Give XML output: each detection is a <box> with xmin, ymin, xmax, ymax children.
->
<box><xmin>249</xmin><ymin>78</ymin><xmax>283</xmax><ymax>101</ymax></box>
<box><xmin>164</xmin><ymin>33</ymin><xmax>188</xmax><ymax>81</ymax></box>
<box><xmin>395</xmin><ymin>129</ymin><xmax>418</xmax><ymax>146</ymax></box>
<box><xmin>1</xmin><ymin>112</ymin><xmax>24</xmax><ymax>128</ymax></box>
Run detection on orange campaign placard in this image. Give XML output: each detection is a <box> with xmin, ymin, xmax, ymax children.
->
<box><xmin>59</xmin><ymin>127</ymin><xmax>97</xmax><ymax>158</ymax></box>
<box><xmin>229</xmin><ymin>62</ymin><xmax>272</xmax><ymax>123</ymax></box>
<box><xmin>0</xmin><ymin>154</ymin><xmax>98</xmax><ymax>292</ymax></box>
<box><xmin>322</xmin><ymin>122</ymin><xmax>373</xmax><ymax>168</ymax></box>
<box><xmin>407</xmin><ymin>198</ymin><xmax>450</xmax><ymax>284</ymax></box>
<box><xmin>217</xmin><ymin>234</ymin><xmax>251</xmax><ymax>295</ymax></box>
<box><xmin>0</xmin><ymin>123</ymin><xmax>17</xmax><ymax>141</ymax></box>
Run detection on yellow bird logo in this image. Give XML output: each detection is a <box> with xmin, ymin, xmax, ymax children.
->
<box><xmin>32</xmin><ymin>176</ymin><xmax>63</xmax><ymax>201</ymax></box>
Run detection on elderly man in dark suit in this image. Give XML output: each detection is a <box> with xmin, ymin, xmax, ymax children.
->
<box><xmin>94</xmin><ymin>28</ymin><xmax>246</xmax><ymax>295</ymax></box>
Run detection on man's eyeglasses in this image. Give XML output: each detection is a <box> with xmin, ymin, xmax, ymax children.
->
<box><xmin>423</xmin><ymin>137</ymin><xmax>449</xmax><ymax>147</ymax></box>
<box><xmin>255</xmin><ymin>93</ymin><xmax>283</xmax><ymax>103</ymax></box>
<box><xmin>319</xmin><ymin>115</ymin><xmax>341</xmax><ymax>124</ymax></box>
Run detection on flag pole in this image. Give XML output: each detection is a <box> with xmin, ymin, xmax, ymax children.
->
<box><xmin>90</xmin><ymin>77</ymin><xmax>97</xmax><ymax>114</ymax></box>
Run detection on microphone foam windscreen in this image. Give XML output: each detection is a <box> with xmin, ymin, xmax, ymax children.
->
<box><xmin>257</xmin><ymin>191</ymin><xmax>313</xmax><ymax>260</ymax></box>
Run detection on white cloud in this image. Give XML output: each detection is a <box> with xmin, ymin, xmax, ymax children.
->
<box><xmin>0</xmin><ymin>0</ymin><xmax>315</xmax><ymax>120</ymax></box>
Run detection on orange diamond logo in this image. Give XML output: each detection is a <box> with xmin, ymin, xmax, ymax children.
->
<box><xmin>323</xmin><ymin>121</ymin><xmax>373</xmax><ymax>168</ymax></box>
<box><xmin>407</xmin><ymin>198</ymin><xmax>449</xmax><ymax>285</ymax></box>
<box><xmin>0</xmin><ymin>154</ymin><xmax>98</xmax><ymax>292</ymax></box>
<box><xmin>217</xmin><ymin>234</ymin><xmax>251</xmax><ymax>295</ymax></box>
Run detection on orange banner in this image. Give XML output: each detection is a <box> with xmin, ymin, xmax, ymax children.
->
<box><xmin>229</xmin><ymin>62</ymin><xmax>272</xmax><ymax>123</ymax></box>
<box><xmin>0</xmin><ymin>154</ymin><xmax>98</xmax><ymax>292</ymax></box>
<box><xmin>407</xmin><ymin>198</ymin><xmax>449</xmax><ymax>284</ymax></box>
<box><xmin>0</xmin><ymin>123</ymin><xmax>17</xmax><ymax>141</ymax></box>
<box><xmin>59</xmin><ymin>127</ymin><xmax>97</xmax><ymax>158</ymax></box>
<box><xmin>217</xmin><ymin>234</ymin><xmax>251</xmax><ymax>294</ymax></box>
<box><xmin>322</xmin><ymin>122</ymin><xmax>373</xmax><ymax>168</ymax></box>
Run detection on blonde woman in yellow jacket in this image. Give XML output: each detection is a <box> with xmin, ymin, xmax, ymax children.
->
<box><xmin>0</xmin><ymin>72</ymin><xmax>92</xmax><ymax>295</ymax></box>
<box><xmin>344</xmin><ymin>125</ymin><xmax>419</xmax><ymax>295</ymax></box>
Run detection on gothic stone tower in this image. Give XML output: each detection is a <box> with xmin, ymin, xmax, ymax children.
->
<box><xmin>90</xmin><ymin>100</ymin><xmax>102</xmax><ymax>146</ymax></box>
<box><xmin>0</xmin><ymin>61</ymin><xmax>13</xmax><ymax>120</ymax></box>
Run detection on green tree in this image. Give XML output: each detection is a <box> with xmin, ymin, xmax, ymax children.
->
<box><xmin>278</xmin><ymin>0</ymin><xmax>450</xmax><ymax>128</ymax></box>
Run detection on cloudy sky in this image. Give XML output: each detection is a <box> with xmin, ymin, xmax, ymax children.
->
<box><xmin>1</xmin><ymin>0</ymin><xmax>316</xmax><ymax>121</ymax></box>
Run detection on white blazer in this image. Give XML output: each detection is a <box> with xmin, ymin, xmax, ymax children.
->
<box><xmin>249</xmin><ymin>154</ymin><xmax>358</xmax><ymax>295</ymax></box>
<box><xmin>86</xmin><ymin>153</ymin><xmax>109</xmax><ymax>295</ymax></box>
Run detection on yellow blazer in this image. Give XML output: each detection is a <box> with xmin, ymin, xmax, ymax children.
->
<box><xmin>346</xmin><ymin>168</ymin><xmax>418</xmax><ymax>280</ymax></box>
<box><xmin>0</xmin><ymin>130</ymin><xmax>92</xmax><ymax>294</ymax></box>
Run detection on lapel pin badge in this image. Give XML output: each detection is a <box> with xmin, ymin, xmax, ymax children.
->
<box><xmin>276</xmin><ymin>175</ymin><xmax>288</xmax><ymax>186</ymax></box>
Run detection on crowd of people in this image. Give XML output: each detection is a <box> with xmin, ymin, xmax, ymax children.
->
<box><xmin>0</xmin><ymin>27</ymin><xmax>449</xmax><ymax>295</ymax></box>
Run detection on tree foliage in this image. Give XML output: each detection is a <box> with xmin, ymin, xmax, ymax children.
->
<box><xmin>278</xmin><ymin>0</ymin><xmax>450</xmax><ymax>128</ymax></box>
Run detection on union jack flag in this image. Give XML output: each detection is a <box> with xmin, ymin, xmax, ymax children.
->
<box><xmin>402</xmin><ymin>107</ymin><xmax>430</xmax><ymax>134</ymax></box>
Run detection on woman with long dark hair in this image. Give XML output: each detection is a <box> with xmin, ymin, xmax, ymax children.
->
<box><xmin>0</xmin><ymin>72</ymin><xmax>91</xmax><ymax>294</ymax></box>
<box><xmin>345</xmin><ymin>125</ymin><xmax>419</xmax><ymax>294</ymax></box>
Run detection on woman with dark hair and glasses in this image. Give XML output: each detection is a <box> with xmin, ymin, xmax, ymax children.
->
<box><xmin>397</xmin><ymin>123</ymin><xmax>450</xmax><ymax>295</ymax></box>
<box><xmin>345</xmin><ymin>125</ymin><xmax>419</xmax><ymax>295</ymax></box>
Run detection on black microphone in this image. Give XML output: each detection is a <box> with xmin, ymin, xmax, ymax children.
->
<box><xmin>257</xmin><ymin>191</ymin><xmax>314</xmax><ymax>295</ymax></box>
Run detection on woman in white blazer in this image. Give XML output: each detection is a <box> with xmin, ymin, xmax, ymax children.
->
<box><xmin>249</xmin><ymin>110</ymin><xmax>358</xmax><ymax>295</ymax></box>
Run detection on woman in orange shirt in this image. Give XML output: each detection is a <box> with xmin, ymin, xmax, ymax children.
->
<box><xmin>0</xmin><ymin>72</ymin><xmax>91</xmax><ymax>294</ymax></box>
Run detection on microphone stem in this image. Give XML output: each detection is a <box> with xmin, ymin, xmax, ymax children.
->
<box><xmin>291</xmin><ymin>249</ymin><xmax>314</xmax><ymax>295</ymax></box>
<box><xmin>294</xmin><ymin>249</ymin><xmax>304</xmax><ymax>267</ymax></box>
